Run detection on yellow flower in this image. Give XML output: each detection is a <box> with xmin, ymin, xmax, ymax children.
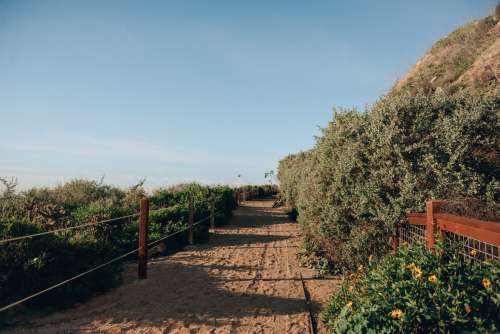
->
<box><xmin>346</xmin><ymin>301</ymin><xmax>353</xmax><ymax>309</ymax></box>
<box><xmin>402</xmin><ymin>241</ymin><xmax>408</xmax><ymax>246</ymax></box>
<box><xmin>368</xmin><ymin>255</ymin><xmax>374</xmax><ymax>263</ymax></box>
<box><xmin>406</xmin><ymin>262</ymin><xmax>416</xmax><ymax>269</ymax></box>
<box><xmin>358</xmin><ymin>264</ymin><xmax>364</xmax><ymax>272</ymax></box>
<box><xmin>470</xmin><ymin>249</ymin><xmax>477</xmax><ymax>257</ymax></box>
<box><xmin>482</xmin><ymin>278</ymin><xmax>492</xmax><ymax>289</ymax></box>
<box><xmin>428</xmin><ymin>275</ymin><xmax>438</xmax><ymax>284</ymax></box>
<box><xmin>464</xmin><ymin>303</ymin><xmax>472</xmax><ymax>314</ymax></box>
<box><xmin>413</xmin><ymin>267</ymin><xmax>423</xmax><ymax>279</ymax></box>
<box><xmin>391</xmin><ymin>309</ymin><xmax>403</xmax><ymax>320</ymax></box>
<box><xmin>348</xmin><ymin>286</ymin><xmax>354</xmax><ymax>293</ymax></box>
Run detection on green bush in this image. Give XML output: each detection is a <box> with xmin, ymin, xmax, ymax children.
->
<box><xmin>278</xmin><ymin>152</ymin><xmax>311</xmax><ymax>208</ymax></box>
<box><xmin>150</xmin><ymin>183</ymin><xmax>237</xmax><ymax>227</ymax></box>
<box><xmin>0</xmin><ymin>218</ymin><xmax>122</xmax><ymax>311</ymax></box>
<box><xmin>0</xmin><ymin>180</ymin><xmax>237</xmax><ymax>316</ymax></box>
<box><xmin>323</xmin><ymin>244</ymin><xmax>500</xmax><ymax>333</ymax></box>
<box><xmin>278</xmin><ymin>91</ymin><xmax>499</xmax><ymax>272</ymax></box>
<box><xmin>149</xmin><ymin>205</ymin><xmax>188</xmax><ymax>245</ymax></box>
<box><xmin>237</xmin><ymin>184</ymin><xmax>279</xmax><ymax>200</ymax></box>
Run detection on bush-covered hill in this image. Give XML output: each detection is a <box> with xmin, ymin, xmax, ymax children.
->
<box><xmin>278</xmin><ymin>13</ymin><xmax>500</xmax><ymax>273</ymax></box>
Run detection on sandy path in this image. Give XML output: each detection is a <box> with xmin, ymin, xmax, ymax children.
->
<box><xmin>4</xmin><ymin>200</ymin><xmax>339</xmax><ymax>334</ymax></box>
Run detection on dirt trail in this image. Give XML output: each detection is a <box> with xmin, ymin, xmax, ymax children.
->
<box><xmin>5</xmin><ymin>200</ymin><xmax>339</xmax><ymax>334</ymax></box>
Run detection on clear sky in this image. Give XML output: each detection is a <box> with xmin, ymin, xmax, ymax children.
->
<box><xmin>0</xmin><ymin>0</ymin><xmax>497</xmax><ymax>190</ymax></box>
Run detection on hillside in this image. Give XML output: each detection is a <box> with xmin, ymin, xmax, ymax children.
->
<box><xmin>277</xmin><ymin>11</ymin><xmax>499</xmax><ymax>278</ymax></box>
<box><xmin>395</xmin><ymin>15</ymin><xmax>500</xmax><ymax>95</ymax></box>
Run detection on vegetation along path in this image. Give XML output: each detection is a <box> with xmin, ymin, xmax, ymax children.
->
<box><xmin>7</xmin><ymin>200</ymin><xmax>339</xmax><ymax>334</ymax></box>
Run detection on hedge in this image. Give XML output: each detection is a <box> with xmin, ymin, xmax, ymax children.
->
<box><xmin>278</xmin><ymin>91</ymin><xmax>499</xmax><ymax>272</ymax></box>
<box><xmin>0</xmin><ymin>180</ymin><xmax>237</xmax><ymax>319</ymax></box>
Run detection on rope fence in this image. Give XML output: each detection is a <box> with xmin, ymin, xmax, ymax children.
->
<box><xmin>0</xmin><ymin>196</ymin><xmax>217</xmax><ymax>245</ymax></box>
<box><xmin>0</xmin><ymin>247</ymin><xmax>140</xmax><ymax>312</ymax></box>
<box><xmin>0</xmin><ymin>195</ymin><xmax>226</xmax><ymax>313</ymax></box>
<box><xmin>0</xmin><ymin>213</ymin><xmax>140</xmax><ymax>245</ymax></box>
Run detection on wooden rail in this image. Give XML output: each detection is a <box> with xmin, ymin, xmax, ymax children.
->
<box><xmin>406</xmin><ymin>213</ymin><xmax>426</xmax><ymax>225</ymax></box>
<box><xmin>436</xmin><ymin>213</ymin><xmax>500</xmax><ymax>247</ymax></box>
<box><xmin>400</xmin><ymin>200</ymin><xmax>500</xmax><ymax>252</ymax></box>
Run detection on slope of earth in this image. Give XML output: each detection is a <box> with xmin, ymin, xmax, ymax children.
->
<box><xmin>394</xmin><ymin>15</ymin><xmax>499</xmax><ymax>95</ymax></box>
<box><xmin>3</xmin><ymin>200</ymin><xmax>339</xmax><ymax>334</ymax></box>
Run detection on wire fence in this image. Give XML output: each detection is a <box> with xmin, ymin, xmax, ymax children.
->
<box><xmin>443</xmin><ymin>231</ymin><xmax>500</xmax><ymax>262</ymax></box>
<box><xmin>398</xmin><ymin>223</ymin><xmax>426</xmax><ymax>246</ymax></box>
<box><xmin>0</xmin><ymin>197</ymin><xmax>225</xmax><ymax>313</ymax></box>
<box><xmin>398</xmin><ymin>223</ymin><xmax>500</xmax><ymax>263</ymax></box>
<box><xmin>397</xmin><ymin>201</ymin><xmax>500</xmax><ymax>263</ymax></box>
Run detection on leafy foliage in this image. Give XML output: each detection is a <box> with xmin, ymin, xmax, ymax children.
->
<box><xmin>278</xmin><ymin>91</ymin><xmax>499</xmax><ymax>272</ymax></box>
<box><xmin>237</xmin><ymin>184</ymin><xmax>279</xmax><ymax>200</ymax></box>
<box><xmin>323</xmin><ymin>244</ymin><xmax>500</xmax><ymax>333</ymax></box>
<box><xmin>0</xmin><ymin>180</ymin><xmax>237</xmax><ymax>316</ymax></box>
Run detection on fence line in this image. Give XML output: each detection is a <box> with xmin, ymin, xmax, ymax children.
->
<box><xmin>1</xmin><ymin>196</ymin><xmax>226</xmax><ymax>313</ymax></box>
<box><xmin>0</xmin><ymin>247</ymin><xmax>140</xmax><ymax>312</ymax></box>
<box><xmin>396</xmin><ymin>200</ymin><xmax>500</xmax><ymax>261</ymax></box>
<box><xmin>0</xmin><ymin>213</ymin><xmax>140</xmax><ymax>245</ymax></box>
<box><xmin>0</xmin><ymin>196</ymin><xmax>217</xmax><ymax>245</ymax></box>
<box><xmin>146</xmin><ymin>214</ymin><xmax>217</xmax><ymax>249</ymax></box>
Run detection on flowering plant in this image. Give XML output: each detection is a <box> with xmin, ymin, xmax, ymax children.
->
<box><xmin>323</xmin><ymin>244</ymin><xmax>499</xmax><ymax>333</ymax></box>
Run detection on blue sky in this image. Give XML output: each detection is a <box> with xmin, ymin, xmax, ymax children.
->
<box><xmin>0</xmin><ymin>0</ymin><xmax>497</xmax><ymax>190</ymax></box>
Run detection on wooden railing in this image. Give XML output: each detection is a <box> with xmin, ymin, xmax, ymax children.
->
<box><xmin>397</xmin><ymin>200</ymin><xmax>500</xmax><ymax>261</ymax></box>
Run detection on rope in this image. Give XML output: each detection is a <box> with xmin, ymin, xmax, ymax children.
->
<box><xmin>141</xmin><ymin>201</ymin><xmax>211</xmax><ymax>216</ymax></box>
<box><xmin>0</xmin><ymin>213</ymin><xmax>140</xmax><ymax>245</ymax></box>
<box><xmin>0</xmin><ymin>210</ymin><xmax>222</xmax><ymax>313</ymax></box>
<box><xmin>146</xmin><ymin>213</ymin><xmax>219</xmax><ymax>248</ymax></box>
<box><xmin>1</xmin><ymin>197</ymin><xmax>219</xmax><ymax>245</ymax></box>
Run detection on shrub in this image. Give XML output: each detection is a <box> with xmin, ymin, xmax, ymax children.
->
<box><xmin>149</xmin><ymin>205</ymin><xmax>188</xmax><ymax>242</ymax></box>
<box><xmin>151</xmin><ymin>183</ymin><xmax>237</xmax><ymax>226</ymax></box>
<box><xmin>323</xmin><ymin>244</ymin><xmax>500</xmax><ymax>333</ymax></box>
<box><xmin>236</xmin><ymin>184</ymin><xmax>279</xmax><ymax>200</ymax></box>
<box><xmin>278</xmin><ymin>91</ymin><xmax>499</xmax><ymax>272</ymax></box>
<box><xmin>277</xmin><ymin>152</ymin><xmax>311</xmax><ymax>208</ymax></box>
<box><xmin>0</xmin><ymin>218</ymin><xmax>122</xmax><ymax>312</ymax></box>
<box><xmin>0</xmin><ymin>180</ymin><xmax>237</xmax><ymax>316</ymax></box>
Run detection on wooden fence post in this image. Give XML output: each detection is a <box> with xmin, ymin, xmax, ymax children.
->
<box><xmin>188</xmin><ymin>195</ymin><xmax>194</xmax><ymax>245</ymax></box>
<box><xmin>138</xmin><ymin>198</ymin><xmax>149</xmax><ymax>280</ymax></box>
<box><xmin>210</xmin><ymin>195</ymin><xmax>215</xmax><ymax>230</ymax></box>
<box><xmin>392</xmin><ymin>223</ymin><xmax>400</xmax><ymax>253</ymax></box>
<box><xmin>426</xmin><ymin>200</ymin><xmax>445</xmax><ymax>251</ymax></box>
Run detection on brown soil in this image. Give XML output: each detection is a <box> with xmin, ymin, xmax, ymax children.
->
<box><xmin>4</xmin><ymin>200</ymin><xmax>340</xmax><ymax>334</ymax></box>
